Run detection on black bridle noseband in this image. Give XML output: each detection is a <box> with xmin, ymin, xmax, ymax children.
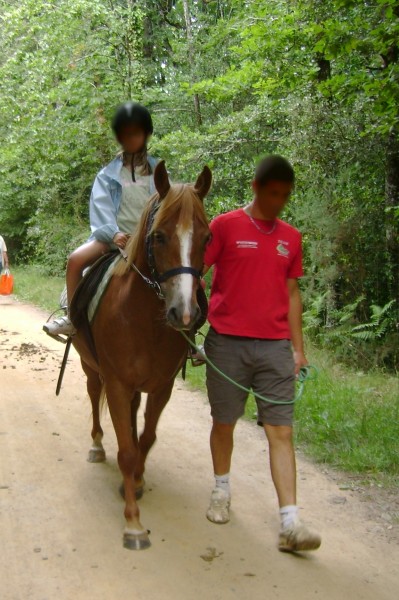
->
<box><xmin>121</xmin><ymin>200</ymin><xmax>202</xmax><ymax>300</ymax></box>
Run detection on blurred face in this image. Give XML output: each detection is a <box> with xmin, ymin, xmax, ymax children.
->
<box><xmin>252</xmin><ymin>179</ymin><xmax>293</xmax><ymax>217</ymax></box>
<box><xmin>117</xmin><ymin>123</ymin><xmax>147</xmax><ymax>153</ymax></box>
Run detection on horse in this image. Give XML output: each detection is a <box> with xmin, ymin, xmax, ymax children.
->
<box><xmin>72</xmin><ymin>160</ymin><xmax>212</xmax><ymax>550</ymax></box>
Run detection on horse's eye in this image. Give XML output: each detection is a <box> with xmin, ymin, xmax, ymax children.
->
<box><xmin>153</xmin><ymin>231</ymin><xmax>167</xmax><ymax>244</ymax></box>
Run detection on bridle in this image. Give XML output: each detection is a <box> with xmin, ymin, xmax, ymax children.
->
<box><xmin>120</xmin><ymin>198</ymin><xmax>202</xmax><ymax>300</ymax></box>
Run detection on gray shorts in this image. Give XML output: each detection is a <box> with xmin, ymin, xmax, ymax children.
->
<box><xmin>204</xmin><ymin>328</ymin><xmax>295</xmax><ymax>426</ymax></box>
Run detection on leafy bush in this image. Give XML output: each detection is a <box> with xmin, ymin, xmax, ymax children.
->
<box><xmin>24</xmin><ymin>216</ymin><xmax>88</xmax><ymax>276</ymax></box>
<box><xmin>303</xmin><ymin>295</ymin><xmax>399</xmax><ymax>370</ymax></box>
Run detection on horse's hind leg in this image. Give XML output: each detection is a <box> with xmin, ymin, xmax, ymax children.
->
<box><xmin>81</xmin><ymin>360</ymin><xmax>106</xmax><ymax>463</ymax></box>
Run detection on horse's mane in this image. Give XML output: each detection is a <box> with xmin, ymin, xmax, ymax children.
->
<box><xmin>114</xmin><ymin>183</ymin><xmax>208</xmax><ymax>277</ymax></box>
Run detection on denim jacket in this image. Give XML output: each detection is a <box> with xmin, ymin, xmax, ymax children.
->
<box><xmin>89</xmin><ymin>155</ymin><xmax>159</xmax><ymax>243</ymax></box>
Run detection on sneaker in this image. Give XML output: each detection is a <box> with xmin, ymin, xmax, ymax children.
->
<box><xmin>206</xmin><ymin>488</ymin><xmax>231</xmax><ymax>524</ymax></box>
<box><xmin>43</xmin><ymin>316</ymin><xmax>76</xmax><ymax>337</ymax></box>
<box><xmin>278</xmin><ymin>518</ymin><xmax>321</xmax><ymax>552</ymax></box>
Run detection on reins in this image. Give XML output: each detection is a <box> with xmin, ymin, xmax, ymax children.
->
<box><xmin>179</xmin><ymin>330</ymin><xmax>318</xmax><ymax>405</ymax></box>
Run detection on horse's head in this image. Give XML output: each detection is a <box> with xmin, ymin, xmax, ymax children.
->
<box><xmin>150</xmin><ymin>160</ymin><xmax>212</xmax><ymax>331</ymax></box>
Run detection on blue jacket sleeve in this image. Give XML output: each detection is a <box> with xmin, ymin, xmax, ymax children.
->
<box><xmin>89</xmin><ymin>172</ymin><xmax>120</xmax><ymax>243</ymax></box>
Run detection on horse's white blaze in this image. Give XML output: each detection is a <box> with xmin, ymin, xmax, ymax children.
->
<box><xmin>176</xmin><ymin>224</ymin><xmax>193</xmax><ymax>325</ymax></box>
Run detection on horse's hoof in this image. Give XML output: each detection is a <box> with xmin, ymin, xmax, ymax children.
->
<box><xmin>87</xmin><ymin>447</ymin><xmax>106</xmax><ymax>463</ymax></box>
<box><xmin>123</xmin><ymin>530</ymin><xmax>151</xmax><ymax>551</ymax></box>
<box><xmin>119</xmin><ymin>482</ymin><xmax>144</xmax><ymax>500</ymax></box>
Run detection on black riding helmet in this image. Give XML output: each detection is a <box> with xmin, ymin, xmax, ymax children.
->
<box><xmin>112</xmin><ymin>102</ymin><xmax>153</xmax><ymax>137</ymax></box>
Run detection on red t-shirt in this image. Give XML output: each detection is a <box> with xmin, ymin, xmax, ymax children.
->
<box><xmin>204</xmin><ymin>208</ymin><xmax>303</xmax><ymax>339</ymax></box>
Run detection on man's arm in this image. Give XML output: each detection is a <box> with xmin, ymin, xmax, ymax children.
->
<box><xmin>287</xmin><ymin>278</ymin><xmax>307</xmax><ymax>375</ymax></box>
<box><xmin>3</xmin><ymin>251</ymin><xmax>9</xmax><ymax>269</ymax></box>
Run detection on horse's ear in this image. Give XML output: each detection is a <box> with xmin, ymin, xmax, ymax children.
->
<box><xmin>194</xmin><ymin>166</ymin><xmax>212</xmax><ymax>201</ymax></box>
<box><xmin>154</xmin><ymin>160</ymin><xmax>171</xmax><ymax>199</ymax></box>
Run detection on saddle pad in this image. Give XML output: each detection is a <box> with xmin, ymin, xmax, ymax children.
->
<box><xmin>88</xmin><ymin>258</ymin><xmax>120</xmax><ymax>323</ymax></box>
<box><xmin>70</xmin><ymin>251</ymin><xmax>120</xmax><ymax>329</ymax></box>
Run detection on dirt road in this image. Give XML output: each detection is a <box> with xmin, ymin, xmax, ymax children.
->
<box><xmin>0</xmin><ymin>295</ymin><xmax>398</xmax><ymax>600</ymax></box>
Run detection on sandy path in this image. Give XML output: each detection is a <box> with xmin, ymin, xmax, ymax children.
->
<box><xmin>0</xmin><ymin>295</ymin><xmax>398</xmax><ymax>600</ymax></box>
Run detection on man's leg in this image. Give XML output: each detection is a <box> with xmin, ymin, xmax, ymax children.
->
<box><xmin>205</xmin><ymin>420</ymin><xmax>236</xmax><ymax>524</ymax></box>
<box><xmin>263</xmin><ymin>424</ymin><xmax>296</xmax><ymax>508</ymax></box>
<box><xmin>264</xmin><ymin>423</ymin><xmax>320</xmax><ymax>551</ymax></box>
<box><xmin>254</xmin><ymin>340</ymin><xmax>321</xmax><ymax>551</ymax></box>
<box><xmin>206</xmin><ymin>420</ymin><xmax>236</xmax><ymax>523</ymax></box>
<box><xmin>210</xmin><ymin>420</ymin><xmax>236</xmax><ymax>477</ymax></box>
<box><xmin>204</xmin><ymin>329</ymin><xmax>253</xmax><ymax>524</ymax></box>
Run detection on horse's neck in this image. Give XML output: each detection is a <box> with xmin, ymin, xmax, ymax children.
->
<box><xmin>133</xmin><ymin>229</ymin><xmax>151</xmax><ymax>275</ymax></box>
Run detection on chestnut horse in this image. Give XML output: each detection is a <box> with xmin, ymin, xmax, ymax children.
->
<box><xmin>72</xmin><ymin>161</ymin><xmax>212</xmax><ymax>550</ymax></box>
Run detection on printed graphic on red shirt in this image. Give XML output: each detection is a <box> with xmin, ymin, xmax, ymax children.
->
<box><xmin>236</xmin><ymin>240</ymin><xmax>258</xmax><ymax>249</ymax></box>
<box><xmin>204</xmin><ymin>209</ymin><xmax>303</xmax><ymax>339</ymax></box>
<box><xmin>276</xmin><ymin>240</ymin><xmax>290</xmax><ymax>257</ymax></box>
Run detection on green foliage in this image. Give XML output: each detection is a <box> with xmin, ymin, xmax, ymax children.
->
<box><xmin>351</xmin><ymin>300</ymin><xmax>397</xmax><ymax>341</ymax></box>
<box><xmin>304</xmin><ymin>295</ymin><xmax>399</xmax><ymax>369</ymax></box>
<box><xmin>0</xmin><ymin>0</ymin><xmax>398</xmax><ymax>368</ymax></box>
<box><xmin>0</xmin><ymin>0</ymin><xmax>145</xmax><ymax>271</ymax></box>
<box><xmin>293</xmin><ymin>359</ymin><xmax>399</xmax><ymax>477</ymax></box>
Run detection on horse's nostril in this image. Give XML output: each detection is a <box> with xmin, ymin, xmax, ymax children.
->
<box><xmin>168</xmin><ymin>307</ymin><xmax>178</xmax><ymax>323</ymax></box>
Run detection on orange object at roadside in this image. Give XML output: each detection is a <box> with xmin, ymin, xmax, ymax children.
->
<box><xmin>0</xmin><ymin>270</ymin><xmax>14</xmax><ymax>295</ymax></box>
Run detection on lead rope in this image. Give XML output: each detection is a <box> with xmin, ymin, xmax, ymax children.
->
<box><xmin>179</xmin><ymin>330</ymin><xmax>318</xmax><ymax>405</ymax></box>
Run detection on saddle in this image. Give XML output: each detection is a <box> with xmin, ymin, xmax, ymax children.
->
<box><xmin>70</xmin><ymin>251</ymin><xmax>119</xmax><ymax>360</ymax></box>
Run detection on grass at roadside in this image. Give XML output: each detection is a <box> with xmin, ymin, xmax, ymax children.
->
<box><xmin>11</xmin><ymin>265</ymin><xmax>65</xmax><ymax>313</ymax></box>
<box><xmin>292</xmin><ymin>347</ymin><xmax>398</xmax><ymax>480</ymax></box>
<box><xmin>12</xmin><ymin>264</ymin><xmax>399</xmax><ymax>483</ymax></box>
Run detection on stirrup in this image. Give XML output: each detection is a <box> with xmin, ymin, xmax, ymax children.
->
<box><xmin>44</xmin><ymin>331</ymin><xmax>74</xmax><ymax>344</ymax></box>
<box><xmin>43</xmin><ymin>307</ymin><xmax>74</xmax><ymax>344</ymax></box>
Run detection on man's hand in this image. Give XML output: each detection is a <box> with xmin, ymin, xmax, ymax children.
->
<box><xmin>113</xmin><ymin>232</ymin><xmax>129</xmax><ymax>249</ymax></box>
<box><xmin>287</xmin><ymin>279</ymin><xmax>307</xmax><ymax>376</ymax></box>
<box><xmin>293</xmin><ymin>349</ymin><xmax>308</xmax><ymax>376</ymax></box>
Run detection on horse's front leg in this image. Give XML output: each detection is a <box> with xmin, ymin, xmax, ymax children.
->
<box><xmin>130</xmin><ymin>392</ymin><xmax>145</xmax><ymax>497</ymax></box>
<box><xmin>106</xmin><ymin>379</ymin><xmax>150</xmax><ymax>550</ymax></box>
<box><xmin>134</xmin><ymin>381</ymin><xmax>174</xmax><ymax>485</ymax></box>
<box><xmin>119</xmin><ymin>392</ymin><xmax>145</xmax><ymax>500</ymax></box>
<box><xmin>81</xmin><ymin>359</ymin><xmax>106</xmax><ymax>463</ymax></box>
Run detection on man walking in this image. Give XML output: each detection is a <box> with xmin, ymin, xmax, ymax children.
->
<box><xmin>203</xmin><ymin>156</ymin><xmax>321</xmax><ymax>552</ymax></box>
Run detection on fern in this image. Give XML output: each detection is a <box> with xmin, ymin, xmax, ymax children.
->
<box><xmin>350</xmin><ymin>300</ymin><xmax>397</xmax><ymax>341</ymax></box>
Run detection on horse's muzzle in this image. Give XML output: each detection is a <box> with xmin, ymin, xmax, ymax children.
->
<box><xmin>167</xmin><ymin>304</ymin><xmax>201</xmax><ymax>331</ymax></box>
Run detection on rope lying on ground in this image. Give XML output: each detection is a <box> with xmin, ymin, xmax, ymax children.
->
<box><xmin>180</xmin><ymin>330</ymin><xmax>318</xmax><ymax>405</ymax></box>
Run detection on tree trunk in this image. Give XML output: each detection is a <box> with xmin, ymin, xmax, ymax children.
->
<box><xmin>182</xmin><ymin>0</ymin><xmax>202</xmax><ymax>126</ymax></box>
<box><xmin>316</xmin><ymin>53</ymin><xmax>331</xmax><ymax>82</ymax></box>
<box><xmin>385</xmin><ymin>129</ymin><xmax>399</xmax><ymax>301</ymax></box>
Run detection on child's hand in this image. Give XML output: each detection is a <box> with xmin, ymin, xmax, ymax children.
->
<box><xmin>113</xmin><ymin>233</ymin><xmax>129</xmax><ymax>249</ymax></box>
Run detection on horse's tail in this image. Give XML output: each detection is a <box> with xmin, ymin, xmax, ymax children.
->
<box><xmin>99</xmin><ymin>383</ymin><xmax>108</xmax><ymax>416</ymax></box>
